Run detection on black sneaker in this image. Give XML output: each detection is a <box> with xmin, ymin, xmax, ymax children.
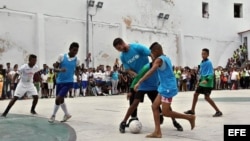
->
<box><xmin>119</xmin><ymin>121</ymin><xmax>126</xmax><ymax>133</ymax></box>
<box><xmin>173</xmin><ymin>121</ymin><xmax>183</xmax><ymax>131</ymax></box>
<box><xmin>160</xmin><ymin>115</ymin><xmax>164</xmax><ymax>124</ymax></box>
<box><xmin>31</xmin><ymin>110</ymin><xmax>37</xmax><ymax>115</ymax></box>
<box><xmin>213</xmin><ymin>111</ymin><xmax>222</xmax><ymax>117</ymax></box>
<box><xmin>126</xmin><ymin>117</ymin><xmax>139</xmax><ymax>127</ymax></box>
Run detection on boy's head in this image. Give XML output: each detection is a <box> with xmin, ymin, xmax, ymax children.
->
<box><xmin>69</xmin><ymin>42</ymin><xmax>79</xmax><ymax>57</ymax></box>
<box><xmin>202</xmin><ymin>48</ymin><xmax>209</xmax><ymax>60</ymax></box>
<box><xmin>113</xmin><ymin>38</ymin><xmax>128</xmax><ymax>52</ymax></box>
<box><xmin>28</xmin><ymin>54</ymin><xmax>37</xmax><ymax>67</ymax></box>
<box><xmin>149</xmin><ymin>42</ymin><xmax>163</xmax><ymax>59</ymax></box>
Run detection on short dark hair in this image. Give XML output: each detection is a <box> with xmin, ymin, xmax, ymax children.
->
<box><xmin>113</xmin><ymin>38</ymin><xmax>124</xmax><ymax>47</ymax></box>
<box><xmin>150</xmin><ymin>42</ymin><xmax>162</xmax><ymax>50</ymax></box>
<box><xmin>29</xmin><ymin>54</ymin><xmax>37</xmax><ymax>60</ymax></box>
<box><xmin>69</xmin><ymin>42</ymin><xmax>79</xmax><ymax>50</ymax></box>
<box><xmin>202</xmin><ymin>48</ymin><xmax>209</xmax><ymax>55</ymax></box>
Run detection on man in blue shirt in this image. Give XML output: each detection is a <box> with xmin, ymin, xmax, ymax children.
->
<box><xmin>113</xmin><ymin>38</ymin><xmax>183</xmax><ymax>133</ymax></box>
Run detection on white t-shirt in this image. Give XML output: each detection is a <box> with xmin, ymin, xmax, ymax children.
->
<box><xmin>104</xmin><ymin>71</ymin><xmax>111</xmax><ymax>81</ymax></box>
<box><xmin>18</xmin><ymin>64</ymin><xmax>39</xmax><ymax>85</ymax></box>
<box><xmin>73</xmin><ymin>74</ymin><xmax>77</xmax><ymax>83</ymax></box>
<box><xmin>82</xmin><ymin>72</ymin><xmax>88</xmax><ymax>81</ymax></box>
<box><xmin>231</xmin><ymin>71</ymin><xmax>239</xmax><ymax>80</ymax></box>
<box><xmin>41</xmin><ymin>73</ymin><xmax>48</xmax><ymax>83</ymax></box>
<box><xmin>8</xmin><ymin>70</ymin><xmax>19</xmax><ymax>83</ymax></box>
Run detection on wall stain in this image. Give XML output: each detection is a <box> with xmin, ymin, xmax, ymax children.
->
<box><xmin>0</xmin><ymin>35</ymin><xmax>29</xmax><ymax>62</ymax></box>
<box><xmin>123</xmin><ymin>16</ymin><xmax>132</xmax><ymax>28</ymax></box>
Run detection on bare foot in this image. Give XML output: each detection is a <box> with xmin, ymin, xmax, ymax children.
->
<box><xmin>146</xmin><ymin>133</ymin><xmax>162</xmax><ymax>138</ymax></box>
<box><xmin>189</xmin><ymin>115</ymin><xmax>196</xmax><ymax>130</ymax></box>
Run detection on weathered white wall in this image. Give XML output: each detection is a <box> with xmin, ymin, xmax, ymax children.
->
<box><xmin>0</xmin><ymin>0</ymin><xmax>250</xmax><ymax>68</ymax></box>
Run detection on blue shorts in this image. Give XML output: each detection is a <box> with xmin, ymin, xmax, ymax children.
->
<box><xmin>82</xmin><ymin>81</ymin><xmax>88</xmax><ymax>89</ymax></box>
<box><xmin>73</xmin><ymin>82</ymin><xmax>80</xmax><ymax>89</ymax></box>
<box><xmin>56</xmin><ymin>82</ymin><xmax>74</xmax><ymax>97</ymax></box>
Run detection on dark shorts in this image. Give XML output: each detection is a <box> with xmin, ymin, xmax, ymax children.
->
<box><xmin>56</xmin><ymin>82</ymin><xmax>74</xmax><ymax>97</ymax></box>
<box><xmin>195</xmin><ymin>86</ymin><xmax>212</xmax><ymax>95</ymax></box>
<box><xmin>134</xmin><ymin>90</ymin><xmax>158</xmax><ymax>102</ymax></box>
<box><xmin>81</xmin><ymin>81</ymin><xmax>88</xmax><ymax>89</ymax></box>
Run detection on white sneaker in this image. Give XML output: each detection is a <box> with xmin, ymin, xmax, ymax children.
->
<box><xmin>61</xmin><ymin>114</ymin><xmax>72</xmax><ymax>122</ymax></box>
<box><xmin>48</xmin><ymin>115</ymin><xmax>55</xmax><ymax>123</ymax></box>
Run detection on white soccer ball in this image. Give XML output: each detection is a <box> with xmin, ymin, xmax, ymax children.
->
<box><xmin>129</xmin><ymin>120</ymin><xmax>142</xmax><ymax>134</ymax></box>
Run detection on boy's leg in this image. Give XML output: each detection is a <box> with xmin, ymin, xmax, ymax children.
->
<box><xmin>184</xmin><ymin>88</ymin><xmax>200</xmax><ymax>114</ymax></box>
<box><xmin>30</xmin><ymin>95</ymin><xmax>38</xmax><ymax>114</ymax></box>
<box><xmin>147</xmin><ymin>90</ymin><xmax>183</xmax><ymax>131</ymax></box>
<box><xmin>161</xmin><ymin>96</ymin><xmax>196</xmax><ymax>130</ymax></box>
<box><xmin>204</xmin><ymin>94</ymin><xmax>222</xmax><ymax>117</ymax></box>
<box><xmin>129</xmin><ymin>89</ymin><xmax>138</xmax><ymax>119</ymax></box>
<box><xmin>120</xmin><ymin>90</ymin><xmax>144</xmax><ymax>133</ymax></box>
<box><xmin>146</xmin><ymin>94</ymin><xmax>162</xmax><ymax>138</ymax></box>
<box><xmin>1</xmin><ymin>96</ymin><xmax>19</xmax><ymax>117</ymax></box>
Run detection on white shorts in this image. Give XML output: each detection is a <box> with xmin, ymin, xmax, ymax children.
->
<box><xmin>14</xmin><ymin>82</ymin><xmax>38</xmax><ymax>98</ymax></box>
<box><xmin>48</xmin><ymin>82</ymin><xmax>54</xmax><ymax>89</ymax></box>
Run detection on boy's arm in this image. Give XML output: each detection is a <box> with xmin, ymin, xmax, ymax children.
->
<box><xmin>134</xmin><ymin>58</ymin><xmax>162</xmax><ymax>91</ymax></box>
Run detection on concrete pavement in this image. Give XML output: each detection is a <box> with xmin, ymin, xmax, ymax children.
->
<box><xmin>0</xmin><ymin>89</ymin><xmax>250</xmax><ymax>141</ymax></box>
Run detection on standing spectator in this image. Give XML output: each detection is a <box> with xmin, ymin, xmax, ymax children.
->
<box><xmin>245</xmin><ymin>67</ymin><xmax>250</xmax><ymax>88</ymax></box>
<box><xmin>114</xmin><ymin>58</ymin><xmax>120</xmax><ymax>68</ymax></box>
<box><xmin>214</xmin><ymin>68</ymin><xmax>221</xmax><ymax>90</ymax></box>
<box><xmin>41</xmin><ymin>71</ymin><xmax>49</xmax><ymax>98</ymax></box>
<box><xmin>174</xmin><ymin>66</ymin><xmax>181</xmax><ymax>90</ymax></box>
<box><xmin>7</xmin><ymin>64</ymin><xmax>19</xmax><ymax>98</ymax></box>
<box><xmin>104</xmin><ymin>65</ymin><xmax>112</xmax><ymax>94</ymax></box>
<box><xmin>33</xmin><ymin>71</ymin><xmax>41</xmax><ymax>98</ymax></box>
<box><xmin>111</xmin><ymin>66</ymin><xmax>119</xmax><ymax>94</ymax></box>
<box><xmin>230</xmin><ymin>68</ymin><xmax>239</xmax><ymax>90</ymax></box>
<box><xmin>0</xmin><ymin>64</ymin><xmax>6</xmax><ymax>99</ymax></box>
<box><xmin>4</xmin><ymin>62</ymin><xmax>12</xmax><ymax>98</ymax></box>
<box><xmin>81</xmin><ymin>69</ymin><xmax>88</xmax><ymax>96</ymax></box>
<box><xmin>47</xmin><ymin>68</ymin><xmax>55</xmax><ymax>98</ymax></box>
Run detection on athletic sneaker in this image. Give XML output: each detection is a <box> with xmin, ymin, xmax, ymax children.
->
<box><xmin>61</xmin><ymin>114</ymin><xmax>72</xmax><ymax>122</ymax></box>
<box><xmin>119</xmin><ymin>121</ymin><xmax>126</xmax><ymax>133</ymax></box>
<box><xmin>213</xmin><ymin>111</ymin><xmax>223</xmax><ymax>117</ymax></box>
<box><xmin>160</xmin><ymin>115</ymin><xmax>164</xmax><ymax>124</ymax></box>
<box><xmin>30</xmin><ymin>110</ymin><xmax>37</xmax><ymax>115</ymax></box>
<box><xmin>173</xmin><ymin>121</ymin><xmax>183</xmax><ymax>131</ymax></box>
<box><xmin>126</xmin><ymin>117</ymin><xmax>139</xmax><ymax>127</ymax></box>
<box><xmin>48</xmin><ymin>115</ymin><xmax>55</xmax><ymax>123</ymax></box>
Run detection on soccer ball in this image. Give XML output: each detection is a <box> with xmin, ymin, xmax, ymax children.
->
<box><xmin>129</xmin><ymin>120</ymin><xmax>142</xmax><ymax>134</ymax></box>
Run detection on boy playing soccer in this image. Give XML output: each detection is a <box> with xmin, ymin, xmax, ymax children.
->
<box><xmin>184</xmin><ymin>48</ymin><xmax>223</xmax><ymax>117</ymax></box>
<box><xmin>1</xmin><ymin>54</ymin><xmax>40</xmax><ymax>117</ymax></box>
<box><xmin>134</xmin><ymin>42</ymin><xmax>195</xmax><ymax>138</ymax></box>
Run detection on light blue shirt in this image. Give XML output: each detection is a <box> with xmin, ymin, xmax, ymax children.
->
<box><xmin>56</xmin><ymin>54</ymin><xmax>77</xmax><ymax>83</ymax></box>
<box><xmin>157</xmin><ymin>55</ymin><xmax>178</xmax><ymax>98</ymax></box>
<box><xmin>120</xmin><ymin>43</ymin><xmax>158</xmax><ymax>91</ymax></box>
<box><xmin>120</xmin><ymin>43</ymin><xmax>150</xmax><ymax>73</ymax></box>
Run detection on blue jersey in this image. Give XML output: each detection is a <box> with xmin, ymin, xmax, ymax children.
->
<box><xmin>199</xmin><ymin>59</ymin><xmax>214</xmax><ymax>76</ymax></box>
<box><xmin>157</xmin><ymin>55</ymin><xmax>178</xmax><ymax>98</ymax></box>
<box><xmin>120</xmin><ymin>43</ymin><xmax>157</xmax><ymax>90</ymax></box>
<box><xmin>56</xmin><ymin>54</ymin><xmax>77</xmax><ymax>83</ymax></box>
<box><xmin>111</xmin><ymin>71</ymin><xmax>119</xmax><ymax>80</ymax></box>
<box><xmin>120</xmin><ymin>43</ymin><xmax>150</xmax><ymax>73</ymax></box>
